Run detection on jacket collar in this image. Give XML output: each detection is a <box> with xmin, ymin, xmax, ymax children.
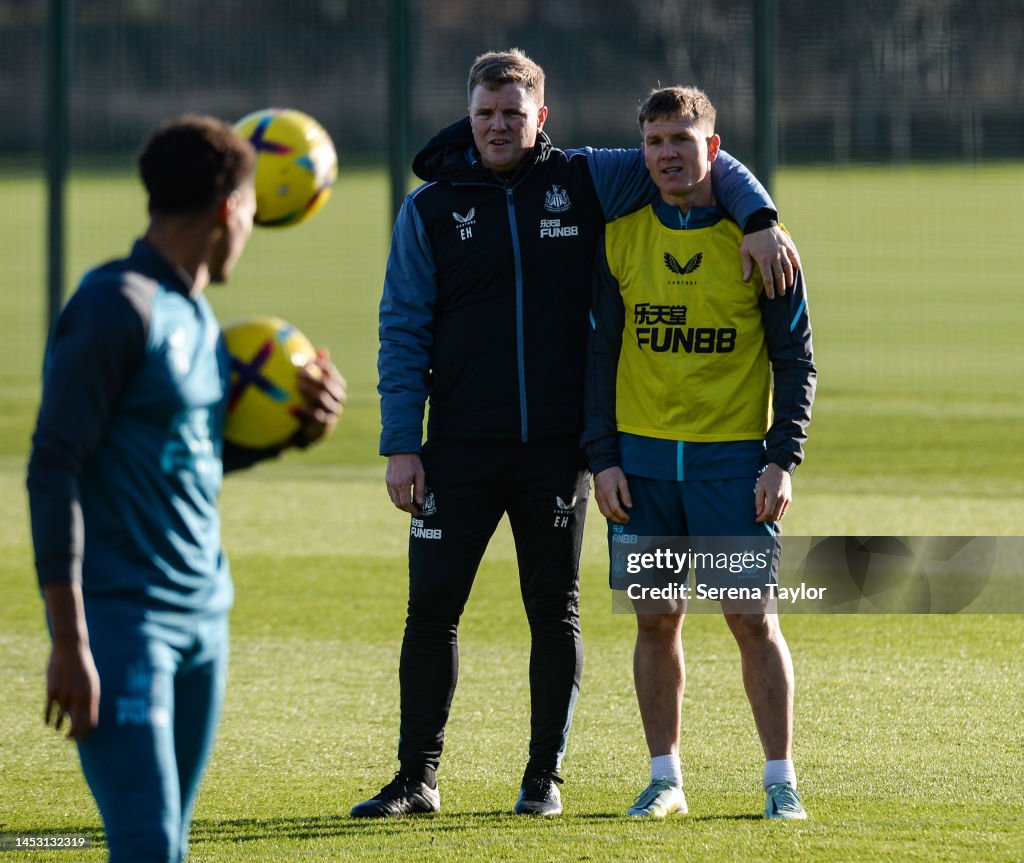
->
<box><xmin>412</xmin><ymin>116</ymin><xmax>552</xmax><ymax>185</ymax></box>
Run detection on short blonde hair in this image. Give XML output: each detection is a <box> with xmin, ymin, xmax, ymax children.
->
<box><xmin>638</xmin><ymin>86</ymin><xmax>716</xmax><ymax>135</ymax></box>
<box><xmin>467</xmin><ymin>48</ymin><xmax>545</xmax><ymax>106</ymax></box>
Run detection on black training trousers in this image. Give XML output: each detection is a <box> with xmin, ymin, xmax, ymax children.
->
<box><xmin>397</xmin><ymin>437</ymin><xmax>588</xmax><ymax>779</ymax></box>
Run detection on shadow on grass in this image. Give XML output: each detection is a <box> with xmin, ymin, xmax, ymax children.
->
<box><xmin>190</xmin><ymin>810</ymin><xmax>764</xmax><ymax>844</ymax></box>
<box><xmin>572</xmin><ymin>813</ymin><xmax>764</xmax><ymax>824</ymax></box>
<box><xmin>191</xmin><ymin>812</ymin><xmax>524</xmax><ymax>844</ymax></box>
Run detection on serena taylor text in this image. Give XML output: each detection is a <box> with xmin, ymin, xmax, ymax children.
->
<box><xmin>625</xmin><ymin>583</ymin><xmax>828</xmax><ymax>602</ymax></box>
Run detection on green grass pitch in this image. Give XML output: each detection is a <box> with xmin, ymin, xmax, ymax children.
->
<box><xmin>0</xmin><ymin>164</ymin><xmax>1022</xmax><ymax>861</ymax></box>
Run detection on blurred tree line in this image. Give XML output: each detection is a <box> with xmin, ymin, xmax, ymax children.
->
<box><xmin>0</xmin><ymin>0</ymin><xmax>1020</xmax><ymax>163</ymax></box>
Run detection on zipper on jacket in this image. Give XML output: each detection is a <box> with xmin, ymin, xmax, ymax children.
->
<box><xmin>506</xmin><ymin>186</ymin><xmax>529</xmax><ymax>442</ymax></box>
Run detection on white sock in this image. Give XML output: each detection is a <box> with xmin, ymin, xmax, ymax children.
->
<box><xmin>650</xmin><ymin>754</ymin><xmax>682</xmax><ymax>787</ymax></box>
<box><xmin>762</xmin><ymin>759</ymin><xmax>797</xmax><ymax>790</ymax></box>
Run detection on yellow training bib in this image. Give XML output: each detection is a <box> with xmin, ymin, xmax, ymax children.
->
<box><xmin>605</xmin><ymin>207</ymin><xmax>771</xmax><ymax>442</ymax></box>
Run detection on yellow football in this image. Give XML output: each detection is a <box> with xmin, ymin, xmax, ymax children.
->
<box><xmin>234</xmin><ymin>108</ymin><xmax>338</xmax><ymax>227</ymax></box>
<box><xmin>222</xmin><ymin>316</ymin><xmax>316</xmax><ymax>448</ymax></box>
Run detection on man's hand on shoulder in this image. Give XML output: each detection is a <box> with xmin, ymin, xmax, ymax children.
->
<box><xmin>740</xmin><ymin>226</ymin><xmax>802</xmax><ymax>299</ymax></box>
<box><xmin>594</xmin><ymin>466</ymin><xmax>632</xmax><ymax>525</ymax></box>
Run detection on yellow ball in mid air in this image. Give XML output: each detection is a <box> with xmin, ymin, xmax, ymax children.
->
<box><xmin>234</xmin><ymin>108</ymin><xmax>338</xmax><ymax>227</ymax></box>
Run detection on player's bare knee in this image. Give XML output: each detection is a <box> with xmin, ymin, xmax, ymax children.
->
<box><xmin>724</xmin><ymin>611</ymin><xmax>778</xmax><ymax>644</ymax></box>
<box><xmin>635</xmin><ymin>612</ymin><xmax>684</xmax><ymax>640</ymax></box>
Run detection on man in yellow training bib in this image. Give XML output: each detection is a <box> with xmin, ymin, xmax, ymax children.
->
<box><xmin>582</xmin><ymin>86</ymin><xmax>816</xmax><ymax>820</ymax></box>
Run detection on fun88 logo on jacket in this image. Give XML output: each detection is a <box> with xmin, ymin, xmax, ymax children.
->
<box><xmin>540</xmin><ymin>219</ymin><xmax>578</xmax><ymax>238</ymax></box>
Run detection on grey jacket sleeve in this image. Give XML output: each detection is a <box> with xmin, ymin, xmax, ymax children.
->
<box><xmin>377</xmin><ymin>194</ymin><xmax>437</xmax><ymax>455</ymax></box>
<box><xmin>579</xmin><ymin>146</ymin><xmax>778</xmax><ymax>229</ymax></box>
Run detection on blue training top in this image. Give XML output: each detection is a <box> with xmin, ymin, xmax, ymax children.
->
<box><xmin>27</xmin><ymin>239</ymin><xmax>238</xmax><ymax>617</ymax></box>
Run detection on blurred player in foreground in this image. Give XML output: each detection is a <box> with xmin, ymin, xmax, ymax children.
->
<box><xmin>27</xmin><ymin>115</ymin><xmax>345</xmax><ymax>863</ymax></box>
<box><xmin>583</xmin><ymin>86</ymin><xmax>816</xmax><ymax>819</ymax></box>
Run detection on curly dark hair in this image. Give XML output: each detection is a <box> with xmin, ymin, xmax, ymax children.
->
<box><xmin>139</xmin><ymin>115</ymin><xmax>255</xmax><ymax>216</ymax></box>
